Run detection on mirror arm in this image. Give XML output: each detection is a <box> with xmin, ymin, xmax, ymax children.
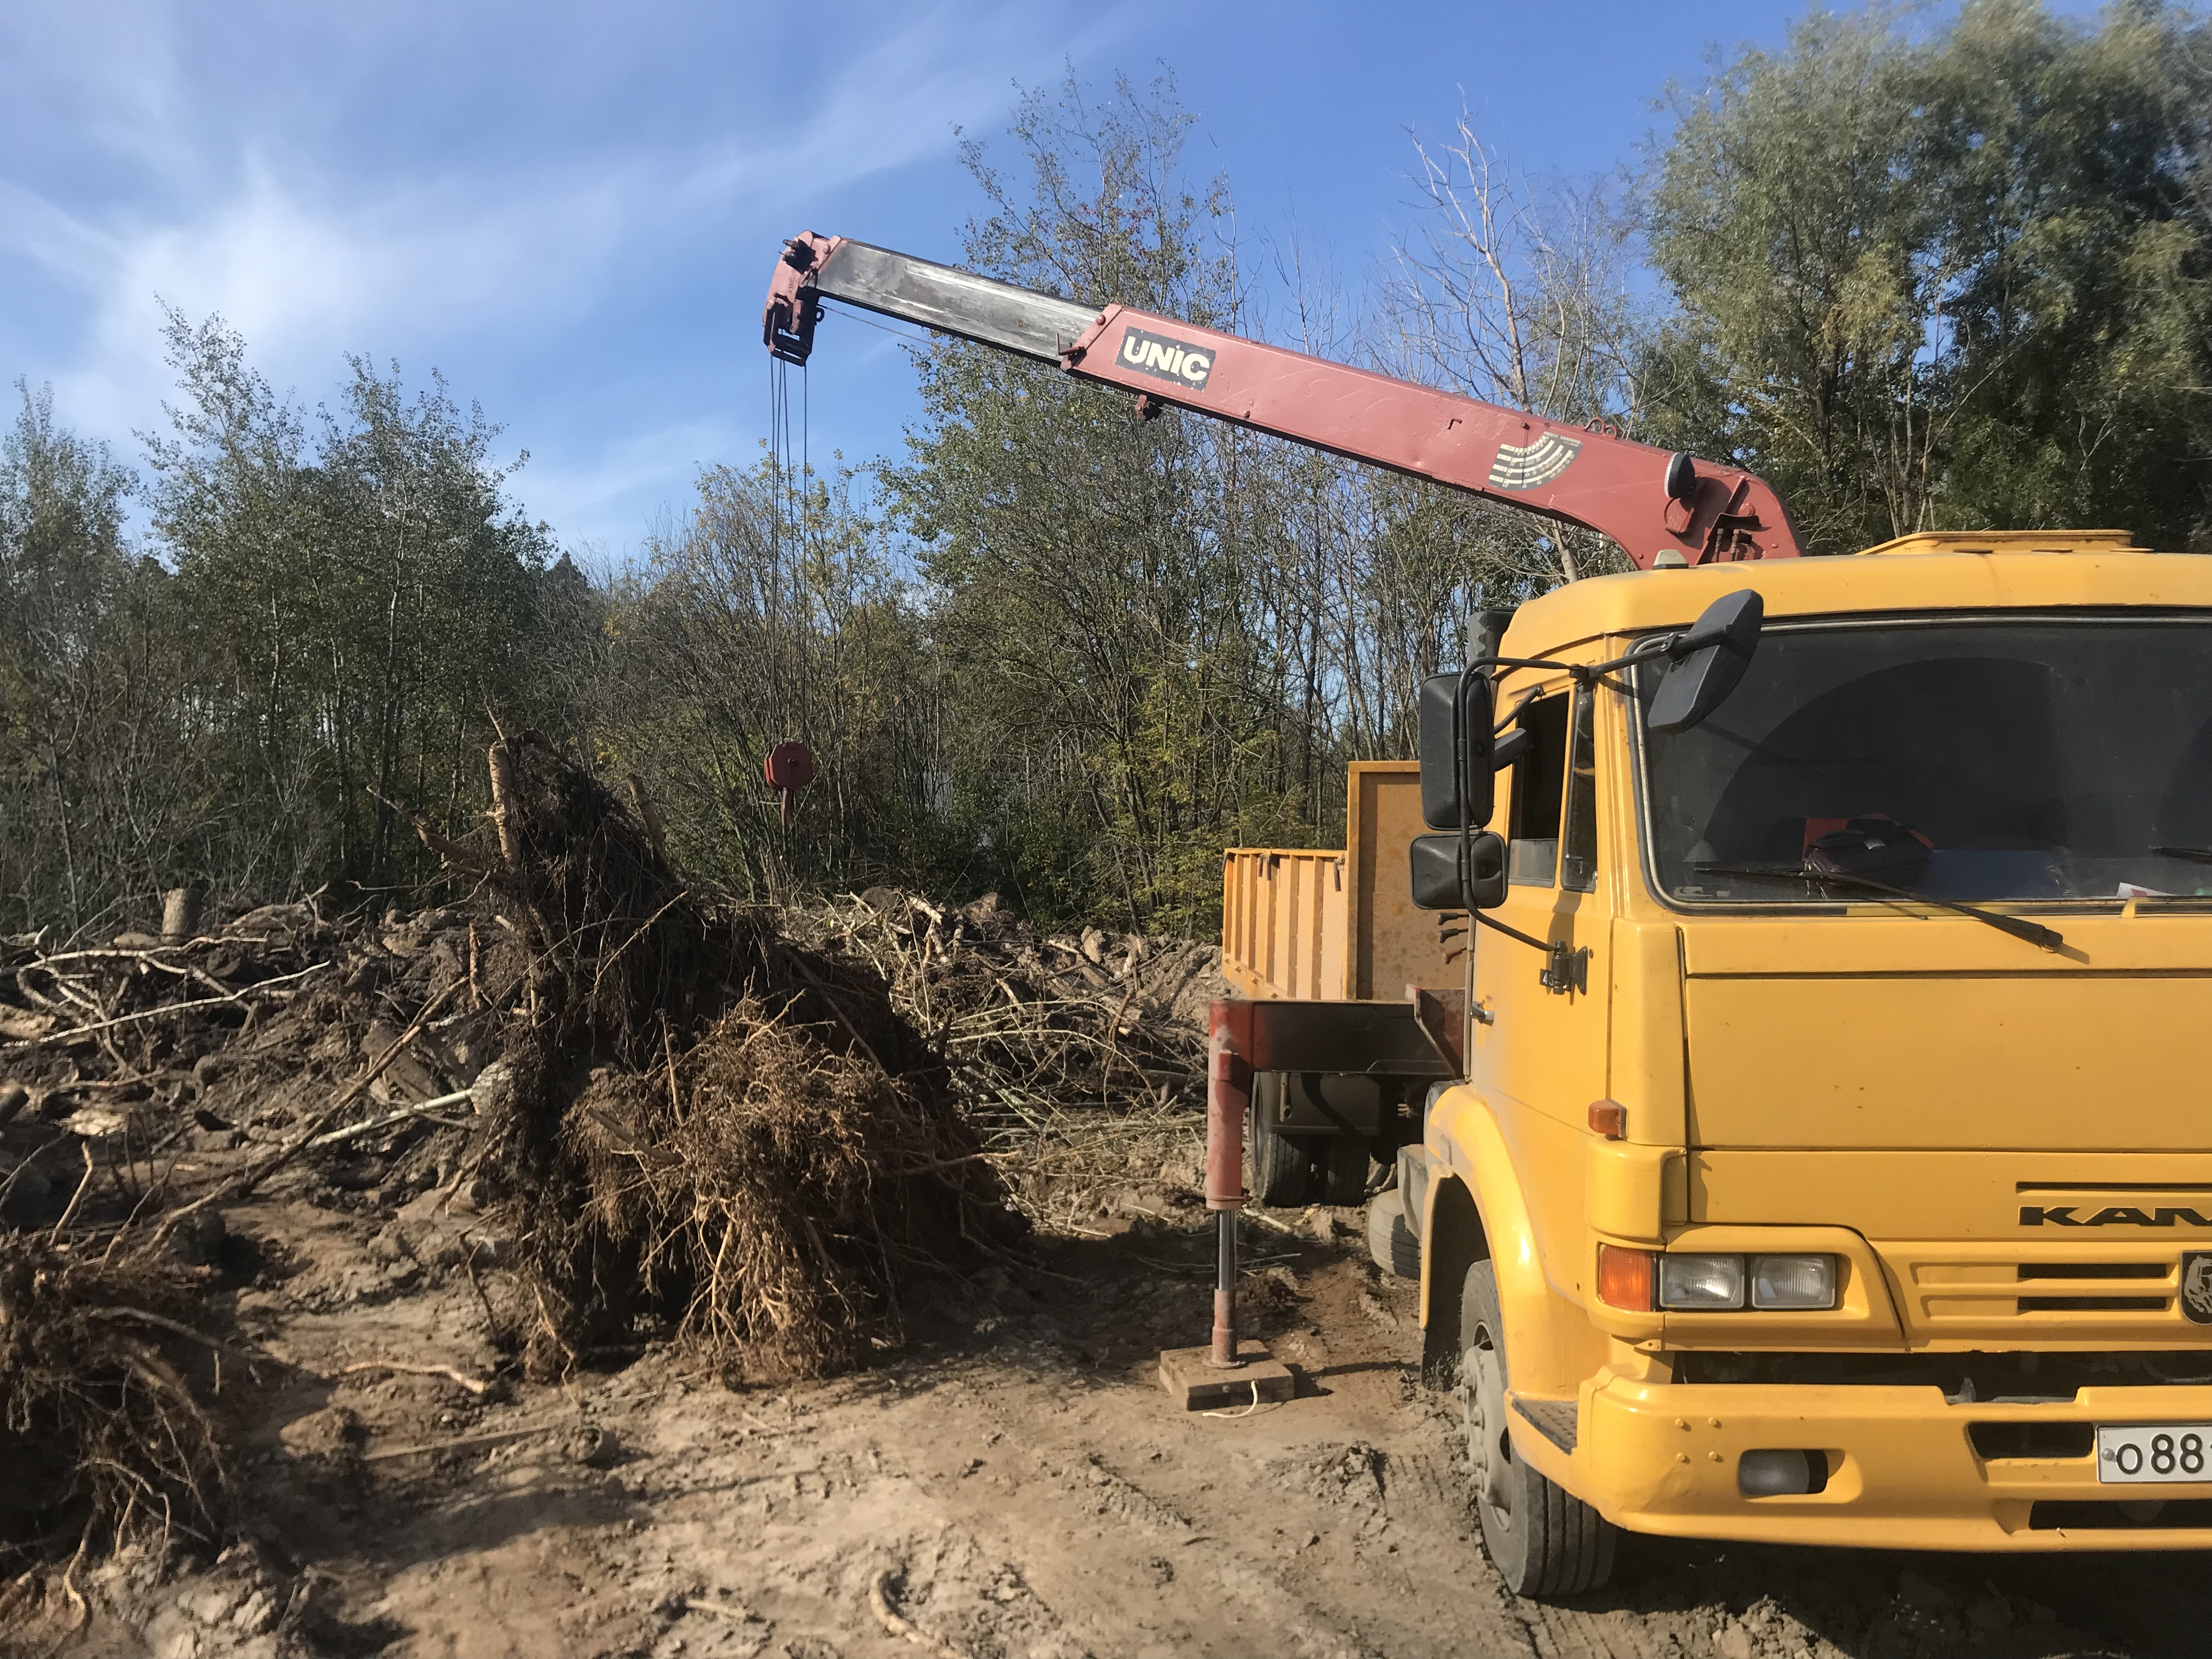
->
<box><xmin>1469</xmin><ymin>639</ymin><xmax>1679</xmax><ymax>701</ymax></box>
<box><xmin>1455</xmin><ymin>669</ymin><xmax>1485</xmax><ymax>912</ymax></box>
<box><xmin>1467</xmin><ymin>652</ymin><xmax>1578</xmax><ymax>677</ymax></box>
<box><xmin>1577</xmin><ymin>636</ymin><xmax>1681</xmax><ymax>681</ymax></box>
<box><xmin>1471</xmin><ymin>910</ymin><xmax>1552</xmax><ymax>951</ymax></box>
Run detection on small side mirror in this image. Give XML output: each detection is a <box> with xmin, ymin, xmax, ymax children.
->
<box><xmin>1648</xmin><ymin>589</ymin><xmax>1763</xmax><ymax>733</ymax></box>
<box><xmin>1410</xmin><ymin>830</ymin><xmax>1508</xmax><ymax>911</ymax></box>
<box><xmin>1418</xmin><ymin>672</ymin><xmax>1496</xmax><ymax>830</ymax></box>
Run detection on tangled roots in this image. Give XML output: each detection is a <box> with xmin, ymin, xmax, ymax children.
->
<box><xmin>0</xmin><ymin>1240</ymin><xmax>227</xmax><ymax>1560</ymax></box>
<box><xmin>465</xmin><ymin>738</ymin><xmax>1020</xmax><ymax>1381</ymax></box>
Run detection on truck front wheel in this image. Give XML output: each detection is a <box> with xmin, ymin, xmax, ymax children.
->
<box><xmin>1458</xmin><ymin>1260</ymin><xmax>1617</xmax><ymax>1598</ymax></box>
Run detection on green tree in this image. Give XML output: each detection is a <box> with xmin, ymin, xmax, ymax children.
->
<box><xmin>0</xmin><ymin>383</ymin><xmax>203</xmax><ymax>935</ymax></box>
<box><xmin>145</xmin><ymin>311</ymin><xmax>559</xmax><ymax>895</ymax></box>
<box><xmin>593</xmin><ymin>459</ymin><xmax>943</xmax><ymax>901</ymax></box>
<box><xmin>1643</xmin><ymin>1</ymin><xmax>2212</xmax><ymax>553</ymax></box>
<box><xmin>888</xmin><ymin>74</ymin><xmax>1311</xmax><ymax>932</ymax></box>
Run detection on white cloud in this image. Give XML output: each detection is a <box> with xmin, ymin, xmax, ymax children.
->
<box><xmin>2</xmin><ymin>0</ymin><xmax>1155</xmax><ymax>545</ymax></box>
<box><xmin>520</xmin><ymin>415</ymin><xmax>751</xmax><ymax>560</ymax></box>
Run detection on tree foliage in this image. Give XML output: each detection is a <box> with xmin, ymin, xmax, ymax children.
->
<box><xmin>888</xmin><ymin>75</ymin><xmax>1534</xmax><ymax>930</ymax></box>
<box><xmin>142</xmin><ymin>311</ymin><xmax>563</xmax><ymax>901</ymax></box>
<box><xmin>1644</xmin><ymin>0</ymin><xmax>2212</xmax><ymax>553</ymax></box>
<box><xmin>0</xmin><ymin>384</ymin><xmax>197</xmax><ymax>934</ymax></box>
<box><xmin>8</xmin><ymin>8</ymin><xmax>2210</xmax><ymax>937</ymax></box>
<box><xmin>591</xmin><ymin>460</ymin><xmax>943</xmax><ymax>903</ymax></box>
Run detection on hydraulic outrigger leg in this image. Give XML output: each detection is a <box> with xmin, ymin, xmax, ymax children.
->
<box><xmin>1157</xmin><ymin>1001</ymin><xmax>1295</xmax><ymax>1411</ymax></box>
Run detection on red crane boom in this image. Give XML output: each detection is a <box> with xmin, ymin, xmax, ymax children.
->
<box><xmin>762</xmin><ymin>232</ymin><xmax>1802</xmax><ymax>569</ymax></box>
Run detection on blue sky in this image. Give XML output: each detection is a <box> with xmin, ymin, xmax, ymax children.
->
<box><xmin>0</xmin><ymin>1</ymin><xmax>2090</xmax><ymax>567</ymax></box>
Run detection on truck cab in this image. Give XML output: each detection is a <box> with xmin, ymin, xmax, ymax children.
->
<box><xmin>1393</xmin><ymin>531</ymin><xmax>2212</xmax><ymax>1591</ymax></box>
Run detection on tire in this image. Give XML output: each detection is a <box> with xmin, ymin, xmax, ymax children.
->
<box><xmin>1318</xmin><ymin>1131</ymin><xmax>1370</xmax><ymax>1206</ymax></box>
<box><xmin>1365</xmin><ymin>1192</ymin><xmax>1420</xmax><ymax>1278</ymax></box>
<box><xmin>1249</xmin><ymin>1073</ymin><xmax>1310</xmax><ymax>1207</ymax></box>
<box><xmin>1458</xmin><ymin>1259</ymin><xmax>1617</xmax><ymax>1598</ymax></box>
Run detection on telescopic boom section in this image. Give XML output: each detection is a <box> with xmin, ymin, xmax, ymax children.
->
<box><xmin>764</xmin><ymin>232</ymin><xmax>1802</xmax><ymax>569</ymax></box>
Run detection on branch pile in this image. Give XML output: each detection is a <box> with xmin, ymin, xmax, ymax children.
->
<box><xmin>420</xmin><ymin>735</ymin><xmax>1022</xmax><ymax>1381</ymax></box>
<box><xmin>2</xmin><ymin>900</ymin><xmax>516</xmax><ymax>1221</ymax></box>
<box><xmin>790</xmin><ymin>892</ymin><xmax>1217</xmax><ymax>1120</ymax></box>
<box><xmin>785</xmin><ymin>893</ymin><xmax>1222</xmax><ymax>1227</ymax></box>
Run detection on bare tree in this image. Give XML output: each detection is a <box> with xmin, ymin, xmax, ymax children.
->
<box><xmin>1381</xmin><ymin>115</ymin><xmax>1643</xmax><ymax>583</ymax></box>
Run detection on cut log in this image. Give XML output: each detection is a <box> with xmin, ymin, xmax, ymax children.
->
<box><xmin>626</xmin><ymin>772</ymin><xmax>668</xmax><ymax>864</ymax></box>
<box><xmin>161</xmin><ymin>888</ymin><xmax>203</xmax><ymax>945</ymax></box>
<box><xmin>487</xmin><ymin>741</ymin><xmax>524</xmax><ymax>874</ymax></box>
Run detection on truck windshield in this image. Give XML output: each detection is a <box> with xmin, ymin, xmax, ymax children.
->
<box><xmin>1637</xmin><ymin>616</ymin><xmax>2212</xmax><ymax>904</ymax></box>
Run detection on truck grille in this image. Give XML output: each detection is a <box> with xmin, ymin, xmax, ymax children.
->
<box><xmin>1900</xmin><ymin>1249</ymin><xmax>2186</xmax><ymax>1335</ymax></box>
<box><xmin>2015</xmin><ymin>1262</ymin><xmax>2170</xmax><ymax>1314</ymax></box>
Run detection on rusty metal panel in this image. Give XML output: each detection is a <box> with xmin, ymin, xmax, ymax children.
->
<box><xmin>1217</xmin><ymin>996</ymin><xmax>1455</xmax><ymax>1076</ymax></box>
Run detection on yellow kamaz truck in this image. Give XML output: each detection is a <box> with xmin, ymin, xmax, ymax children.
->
<box><xmin>1231</xmin><ymin>529</ymin><xmax>2212</xmax><ymax>1593</ymax></box>
<box><xmin>758</xmin><ymin>235</ymin><xmax>2212</xmax><ymax>1594</ymax></box>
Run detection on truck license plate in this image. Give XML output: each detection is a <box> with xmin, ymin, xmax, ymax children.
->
<box><xmin>2097</xmin><ymin>1424</ymin><xmax>2212</xmax><ymax>1483</ymax></box>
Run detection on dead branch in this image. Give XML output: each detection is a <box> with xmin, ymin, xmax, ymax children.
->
<box><xmin>1</xmin><ymin>962</ymin><xmax>331</xmax><ymax>1052</ymax></box>
<box><xmin>361</xmin><ymin>1424</ymin><xmax>557</xmax><ymax>1463</ymax></box>
<box><xmin>377</xmin><ymin>789</ymin><xmax>501</xmax><ymax>877</ymax></box>
<box><xmin>334</xmin><ymin>1360</ymin><xmax>494</xmax><ymax>1396</ymax></box>
<box><xmin>150</xmin><ymin>977</ymin><xmax>466</xmax><ymax>1244</ymax></box>
<box><xmin>869</xmin><ymin>1569</ymin><xmax>968</xmax><ymax>1659</ymax></box>
<box><xmin>305</xmin><ymin>1090</ymin><xmax>475</xmax><ymax>1149</ymax></box>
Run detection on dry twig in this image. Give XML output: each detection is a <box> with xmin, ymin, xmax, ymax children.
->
<box><xmin>334</xmin><ymin>1359</ymin><xmax>494</xmax><ymax>1396</ymax></box>
<box><xmin>868</xmin><ymin>1570</ymin><xmax>968</xmax><ymax>1659</ymax></box>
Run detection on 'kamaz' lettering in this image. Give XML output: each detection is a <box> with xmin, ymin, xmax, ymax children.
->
<box><xmin>2020</xmin><ymin>1204</ymin><xmax>2212</xmax><ymax>1227</ymax></box>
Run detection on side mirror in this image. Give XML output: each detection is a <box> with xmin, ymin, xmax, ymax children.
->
<box><xmin>1418</xmin><ymin>672</ymin><xmax>1496</xmax><ymax>830</ymax></box>
<box><xmin>1410</xmin><ymin>830</ymin><xmax>1508</xmax><ymax>911</ymax></box>
<box><xmin>1648</xmin><ymin>590</ymin><xmax>1763</xmax><ymax>733</ymax></box>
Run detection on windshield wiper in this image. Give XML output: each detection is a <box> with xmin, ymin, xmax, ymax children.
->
<box><xmin>1693</xmin><ymin>864</ymin><xmax>2067</xmax><ymax>952</ymax></box>
<box><xmin>2152</xmin><ymin>845</ymin><xmax>2212</xmax><ymax>866</ymax></box>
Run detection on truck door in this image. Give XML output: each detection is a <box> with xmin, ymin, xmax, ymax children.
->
<box><xmin>1469</xmin><ymin>681</ymin><xmax>1609</xmax><ymax>1277</ymax></box>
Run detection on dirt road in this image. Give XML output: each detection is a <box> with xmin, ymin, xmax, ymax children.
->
<box><xmin>48</xmin><ymin>1180</ymin><xmax>2212</xmax><ymax>1659</ymax></box>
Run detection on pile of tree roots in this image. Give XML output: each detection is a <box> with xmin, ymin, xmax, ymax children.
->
<box><xmin>0</xmin><ymin>734</ymin><xmax>1224</xmax><ymax>1567</ymax></box>
<box><xmin>0</xmin><ymin>1237</ymin><xmax>228</xmax><ymax>1584</ymax></box>
<box><xmin>431</xmin><ymin>734</ymin><xmax>1023</xmax><ymax>1380</ymax></box>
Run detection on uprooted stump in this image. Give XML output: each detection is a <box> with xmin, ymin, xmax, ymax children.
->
<box><xmin>0</xmin><ymin>1239</ymin><xmax>228</xmax><ymax>1561</ymax></box>
<box><xmin>428</xmin><ymin>735</ymin><xmax>1022</xmax><ymax>1383</ymax></box>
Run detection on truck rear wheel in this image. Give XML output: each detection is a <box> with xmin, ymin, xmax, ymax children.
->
<box><xmin>1458</xmin><ymin>1259</ymin><xmax>1617</xmax><ymax>1598</ymax></box>
<box><xmin>1317</xmin><ymin>1132</ymin><xmax>1371</xmax><ymax>1206</ymax></box>
<box><xmin>1248</xmin><ymin>1073</ymin><xmax>1310</xmax><ymax>1206</ymax></box>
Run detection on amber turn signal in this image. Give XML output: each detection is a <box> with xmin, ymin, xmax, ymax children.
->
<box><xmin>1587</xmin><ymin>1099</ymin><xmax>1627</xmax><ymax>1139</ymax></box>
<box><xmin>1596</xmin><ymin>1243</ymin><xmax>1655</xmax><ymax>1311</ymax></box>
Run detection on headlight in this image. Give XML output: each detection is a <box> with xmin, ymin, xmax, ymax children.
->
<box><xmin>1658</xmin><ymin>1253</ymin><xmax>1745</xmax><ymax>1309</ymax></box>
<box><xmin>1649</xmin><ymin>1252</ymin><xmax>1838</xmax><ymax>1311</ymax></box>
<box><xmin>1751</xmin><ymin>1254</ymin><xmax>1837</xmax><ymax>1310</ymax></box>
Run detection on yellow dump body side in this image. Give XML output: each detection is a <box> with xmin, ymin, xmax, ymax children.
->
<box><xmin>1220</xmin><ymin>847</ymin><xmax>1347</xmax><ymax>1000</ymax></box>
<box><xmin>1221</xmin><ymin>761</ymin><xmax>1436</xmax><ymax>1001</ymax></box>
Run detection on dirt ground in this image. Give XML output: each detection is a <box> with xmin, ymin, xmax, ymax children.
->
<box><xmin>8</xmin><ymin>884</ymin><xmax>2209</xmax><ymax>1659</ymax></box>
<box><xmin>33</xmin><ymin>1169</ymin><xmax>2212</xmax><ymax>1659</ymax></box>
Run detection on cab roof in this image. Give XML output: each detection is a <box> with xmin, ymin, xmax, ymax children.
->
<box><xmin>1505</xmin><ymin>532</ymin><xmax>2212</xmax><ymax>659</ymax></box>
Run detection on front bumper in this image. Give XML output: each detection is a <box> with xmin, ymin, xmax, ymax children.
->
<box><xmin>1570</xmin><ymin>1375</ymin><xmax>2212</xmax><ymax>1550</ymax></box>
